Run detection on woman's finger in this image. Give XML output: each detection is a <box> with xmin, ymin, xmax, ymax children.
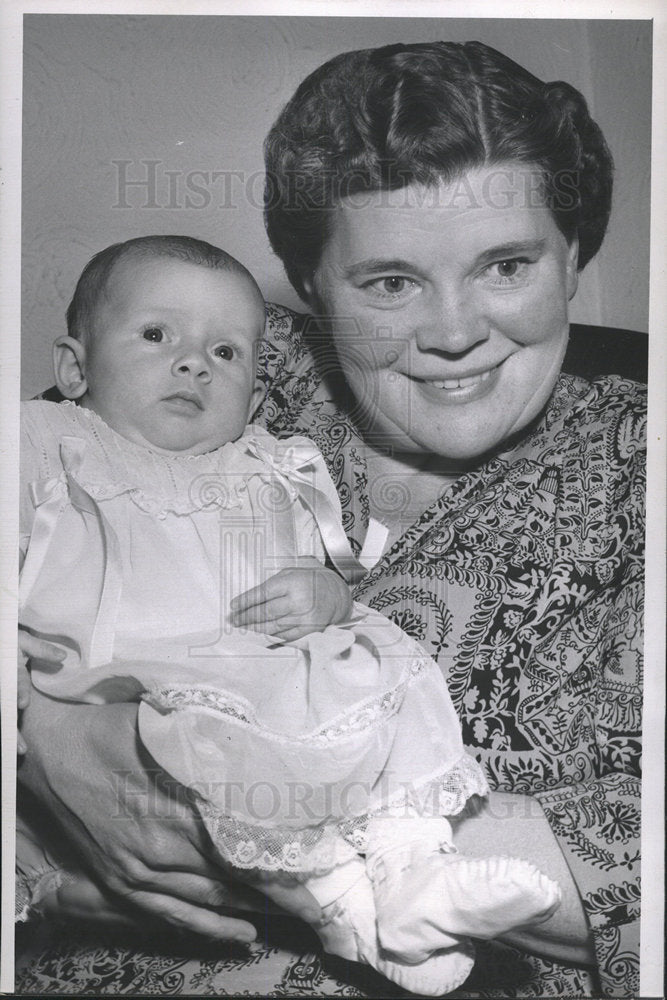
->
<box><xmin>139</xmin><ymin>868</ymin><xmax>290</xmax><ymax>914</ymax></box>
<box><xmin>260</xmin><ymin>878</ymin><xmax>323</xmax><ymax>924</ymax></box>
<box><xmin>17</xmin><ymin>662</ymin><xmax>32</xmax><ymax>709</ymax></box>
<box><xmin>134</xmin><ymin>868</ymin><xmax>244</xmax><ymax>908</ymax></box>
<box><xmin>125</xmin><ymin>888</ymin><xmax>258</xmax><ymax>941</ymax></box>
<box><xmin>40</xmin><ymin>877</ymin><xmax>138</xmax><ymax>928</ymax></box>
<box><xmin>18</xmin><ymin>630</ymin><xmax>66</xmax><ymax>664</ymax></box>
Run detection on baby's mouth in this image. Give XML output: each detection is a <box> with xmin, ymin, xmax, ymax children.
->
<box><xmin>163</xmin><ymin>391</ymin><xmax>204</xmax><ymax>411</ymax></box>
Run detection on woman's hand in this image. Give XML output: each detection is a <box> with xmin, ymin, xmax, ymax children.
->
<box><xmin>19</xmin><ymin>688</ymin><xmax>322</xmax><ymax>938</ymax></box>
<box><xmin>16</xmin><ymin>630</ymin><xmax>65</xmax><ymax>754</ymax></box>
<box><xmin>34</xmin><ymin>866</ymin><xmax>319</xmax><ymax>931</ymax></box>
<box><xmin>453</xmin><ymin>790</ymin><xmax>595</xmax><ymax>966</ymax></box>
<box><xmin>230</xmin><ymin>558</ymin><xmax>353</xmax><ymax>641</ymax></box>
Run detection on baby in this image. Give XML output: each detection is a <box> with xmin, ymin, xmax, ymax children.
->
<box><xmin>18</xmin><ymin>235</ymin><xmax>561</xmax><ymax>996</ymax></box>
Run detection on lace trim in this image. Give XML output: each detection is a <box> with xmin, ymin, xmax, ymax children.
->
<box><xmin>23</xmin><ymin>401</ymin><xmax>287</xmax><ymax>518</ymax></box>
<box><xmin>196</xmin><ymin>754</ymin><xmax>488</xmax><ymax>875</ymax></box>
<box><xmin>75</xmin><ymin>477</ymin><xmax>249</xmax><ymax>518</ymax></box>
<box><xmin>142</xmin><ymin>655</ymin><xmax>433</xmax><ymax>747</ymax></box>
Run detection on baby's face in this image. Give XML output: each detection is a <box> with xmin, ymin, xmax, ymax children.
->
<box><xmin>80</xmin><ymin>256</ymin><xmax>264</xmax><ymax>454</ymax></box>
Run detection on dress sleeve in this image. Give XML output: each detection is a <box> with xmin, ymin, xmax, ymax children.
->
<box><xmin>19</xmin><ymin>403</ymin><xmax>45</xmax><ymax>559</ymax></box>
<box><xmin>535</xmin><ymin>419</ymin><xmax>644</xmax><ymax>997</ymax></box>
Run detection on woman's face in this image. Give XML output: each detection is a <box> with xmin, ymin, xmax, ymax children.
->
<box><xmin>307</xmin><ymin>163</ymin><xmax>579</xmax><ymax>463</ymax></box>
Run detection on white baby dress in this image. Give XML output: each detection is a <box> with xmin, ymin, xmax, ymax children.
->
<box><xmin>19</xmin><ymin>401</ymin><xmax>559</xmax><ymax>996</ymax></box>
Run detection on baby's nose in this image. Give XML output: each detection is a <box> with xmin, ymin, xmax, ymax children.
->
<box><xmin>173</xmin><ymin>353</ymin><xmax>211</xmax><ymax>380</ymax></box>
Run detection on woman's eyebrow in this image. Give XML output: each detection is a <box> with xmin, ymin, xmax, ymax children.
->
<box><xmin>344</xmin><ymin>258</ymin><xmax>418</xmax><ymax>278</ymax></box>
<box><xmin>475</xmin><ymin>239</ymin><xmax>546</xmax><ymax>267</ymax></box>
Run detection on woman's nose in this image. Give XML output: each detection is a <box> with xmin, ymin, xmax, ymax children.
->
<box><xmin>172</xmin><ymin>351</ymin><xmax>211</xmax><ymax>381</ymax></box>
<box><xmin>414</xmin><ymin>291</ymin><xmax>489</xmax><ymax>355</ymax></box>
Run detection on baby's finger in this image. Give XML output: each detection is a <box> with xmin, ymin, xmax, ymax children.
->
<box><xmin>17</xmin><ymin>731</ymin><xmax>27</xmax><ymax>755</ymax></box>
<box><xmin>265</xmin><ymin>624</ymin><xmax>313</xmax><ymax>642</ymax></box>
<box><xmin>230</xmin><ymin>573</ymin><xmax>291</xmax><ymax>614</ymax></box>
<box><xmin>232</xmin><ymin>595</ymin><xmax>294</xmax><ymax>627</ymax></box>
<box><xmin>229</xmin><ymin>582</ymin><xmax>270</xmax><ymax>614</ymax></box>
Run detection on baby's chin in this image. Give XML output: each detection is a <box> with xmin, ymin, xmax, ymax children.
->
<box><xmin>141</xmin><ymin>434</ymin><xmax>237</xmax><ymax>456</ymax></box>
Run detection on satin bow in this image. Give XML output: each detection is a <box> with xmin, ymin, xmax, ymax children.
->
<box><xmin>245</xmin><ymin>436</ymin><xmax>367</xmax><ymax>584</ymax></box>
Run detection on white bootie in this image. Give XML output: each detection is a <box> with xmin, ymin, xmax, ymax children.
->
<box><xmin>366</xmin><ymin>816</ymin><xmax>562</xmax><ymax>963</ymax></box>
<box><xmin>306</xmin><ymin>857</ymin><xmax>475</xmax><ymax>996</ymax></box>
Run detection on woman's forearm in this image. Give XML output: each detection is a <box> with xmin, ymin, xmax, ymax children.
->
<box><xmin>453</xmin><ymin>790</ymin><xmax>596</xmax><ymax>966</ymax></box>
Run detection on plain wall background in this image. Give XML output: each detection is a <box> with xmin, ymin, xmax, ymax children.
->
<box><xmin>21</xmin><ymin>15</ymin><xmax>652</xmax><ymax>398</ymax></box>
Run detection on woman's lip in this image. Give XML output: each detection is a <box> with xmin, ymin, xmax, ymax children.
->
<box><xmin>428</xmin><ymin>369</ymin><xmax>493</xmax><ymax>390</ymax></box>
<box><xmin>411</xmin><ymin>360</ymin><xmax>506</xmax><ymax>388</ymax></box>
<box><xmin>406</xmin><ymin>360</ymin><xmax>506</xmax><ymax>403</ymax></box>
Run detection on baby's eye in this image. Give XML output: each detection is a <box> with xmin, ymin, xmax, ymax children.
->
<box><xmin>142</xmin><ymin>327</ymin><xmax>165</xmax><ymax>342</ymax></box>
<box><xmin>213</xmin><ymin>345</ymin><xmax>234</xmax><ymax>361</ymax></box>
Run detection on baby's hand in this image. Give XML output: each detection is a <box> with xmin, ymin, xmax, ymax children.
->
<box><xmin>230</xmin><ymin>558</ymin><xmax>353</xmax><ymax>642</ymax></box>
<box><xmin>17</xmin><ymin>629</ymin><xmax>65</xmax><ymax>754</ymax></box>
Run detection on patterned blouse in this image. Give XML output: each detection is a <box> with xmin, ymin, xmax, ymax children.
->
<box><xmin>17</xmin><ymin>303</ymin><xmax>644</xmax><ymax>999</ymax></box>
<box><xmin>255</xmin><ymin>304</ymin><xmax>645</xmax><ymax>998</ymax></box>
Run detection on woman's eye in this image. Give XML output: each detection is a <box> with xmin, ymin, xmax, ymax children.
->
<box><xmin>487</xmin><ymin>258</ymin><xmax>530</xmax><ymax>283</ymax></box>
<box><xmin>214</xmin><ymin>345</ymin><xmax>234</xmax><ymax>361</ymax></box>
<box><xmin>380</xmin><ymin>276</ymin><xmax>408</xmax><ymax>294</ymax></box>
<box><xmin>497</xmin><ymin>260</ymin><xmax>520</xmax><ymax>277</ymax></box>
<box><xmin>365</xmin><ymin>275</ymin><xmax>417</xmax><ymax>299</ymax></box>
<box><xmin>142</xmin><ymin>327</ymin><xmax>164</xmax><ymax>342</ymax></box>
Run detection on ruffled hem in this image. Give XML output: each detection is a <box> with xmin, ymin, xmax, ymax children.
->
<box><xmin>196</xmin><ymin>753</ymin><xmax>488</xmax><ymax>875</ymax></box>
<box><xmin>141</xmin><ymin>649</ymin><xmax>433</xmax><ymax>747</ymax></box>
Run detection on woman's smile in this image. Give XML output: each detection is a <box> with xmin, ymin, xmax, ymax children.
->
<box><xmin>400</xmin><ymin>359</ymin><xmax>505</xmax><ymax>402</ymax></box>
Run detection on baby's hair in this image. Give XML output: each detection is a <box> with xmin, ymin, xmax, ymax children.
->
<box><xmin>66</xmin><ymin>235</ymin><xmax>262</xmax><ymax>343</ymax></box>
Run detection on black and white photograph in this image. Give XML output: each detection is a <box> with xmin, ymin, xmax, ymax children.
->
<box><xmin>1</xmin><ymin>4</ymin><xmax>664</xmax><ymax>997</ymax></box>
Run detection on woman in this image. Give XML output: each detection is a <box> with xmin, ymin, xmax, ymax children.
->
<box><xmin>17</xmin><ymin>41</ymin><xmax>643</xmax><ymax>997</ymax></box>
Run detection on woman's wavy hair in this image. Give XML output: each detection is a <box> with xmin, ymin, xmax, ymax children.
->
<box><xmin>264</xmin><ymin>41</ymin><xmax>613</xmax><ymax>301</ymax></box>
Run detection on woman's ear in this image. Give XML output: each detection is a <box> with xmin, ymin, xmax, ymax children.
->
<box><xmin>566</xmin><ymin>238</ymin><xmax>579</xmax><ymax>301</ymax></box>
<box><xmin>53</xmin><ymin>336</ymin><xmax>89</xmax><ymax>399</ymax></box>
<box><xmin>300</xmin><ymin>273</ymin><xmax>320</xmax><ymax>310</ymax></box>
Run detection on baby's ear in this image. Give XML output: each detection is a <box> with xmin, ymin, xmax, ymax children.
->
<box><xmin>53</xmin><ymin>336</ymin><xmax>88</xmax><ymax>399</ymax></box>
<box><xmin>248</xmin><ymin>379</ymin><xmax>265</xmax><ymax>421</ymax></box>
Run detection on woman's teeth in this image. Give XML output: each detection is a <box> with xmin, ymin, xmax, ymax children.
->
<box><xmin>430</xmin><ymin>370</ymin><xmax>493</xmax><ymax>390</ymax></box>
